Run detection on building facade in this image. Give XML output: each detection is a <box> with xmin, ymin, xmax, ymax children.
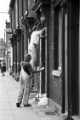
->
<box><xmin>0</xmin><ymin>38</ymin><xmax>6</xmax><ymax>68</ymax></box>
<box><xmin>9</xmin><ymin>0</ymin><xmax>80</xmax><ymax>117</ymax></box>
<box><xmin>5</xmin><ymin>21</ymin><xmax>12</xmax><ymax>71</ymax></box>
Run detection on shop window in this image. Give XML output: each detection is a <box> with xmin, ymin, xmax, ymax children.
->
<box><xmin>52</xmin><ymin>7</ymin><xmax>63</xmax><ymax>77</ymax></box>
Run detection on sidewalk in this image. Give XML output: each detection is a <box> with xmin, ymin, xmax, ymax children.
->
<box><xmin>0</xmin><ymin>73</ymin><xmax>41</xmax><ymax>120</ymax></box>
<box><xmin>0</xmin><ymin>72</ymin><xmax>80</xmax><ymax>120</ymax></box>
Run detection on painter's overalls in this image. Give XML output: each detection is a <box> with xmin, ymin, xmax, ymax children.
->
<box><xmin>17</xmin><ymin>64</ymin><xmax>32</xmax><ymax>105</ymax></box>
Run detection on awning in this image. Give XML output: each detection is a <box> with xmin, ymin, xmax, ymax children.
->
<box><xmin>9</xmin><ymin>0</ymin><xmax>15</xmax><ymax>14</ymax></box>
<box><xmin>32</xmin><ymin>1</ymin><xmax>50</xmax><ymax>13</ymax></box>
<box><xmin>9</xmin><ymin>0</ymin><xmax>15</xmax><ymax>9</ymax></box>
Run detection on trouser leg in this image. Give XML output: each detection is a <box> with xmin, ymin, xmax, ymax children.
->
<box><xmin>17</xmin><ymin>82</ymin><xmax>24</xmax><ymax>104</ymax></box>
<box><xmin>23</xmin><ymin>79</ymin><xmax>31</xmax><ymax>105</ymax></box>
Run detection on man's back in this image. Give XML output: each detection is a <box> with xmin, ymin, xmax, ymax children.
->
<box><xmin>22</xmin><ymin>63</ymin><xmax>33</xmax><ymax>75</ymax></box>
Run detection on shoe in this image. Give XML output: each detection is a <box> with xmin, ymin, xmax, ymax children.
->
<box><xmin>23</xmin><ymin>104</ymin><xmax>31</xmax><ymax>107</ymax></box>
<box><xmin>16</xmin><ymin>103</ymin><xmax>21</xmax><ymax>107</ymax></box>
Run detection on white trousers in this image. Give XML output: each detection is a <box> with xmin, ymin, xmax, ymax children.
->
<box><xmin>17</xmin><ymin>67</ymin><xmax>31</xmax><ymax>105</ymax></box>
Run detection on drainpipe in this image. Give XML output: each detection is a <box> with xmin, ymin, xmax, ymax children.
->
<box><xmin>65</xmin><ymin>1</ymin><xmax>74</xmax><ymax>120</ymax></box>
<box><xmin>62</xmin><ymin>7</ymin><xmax>65</xmax><ymax>113</ymax></box>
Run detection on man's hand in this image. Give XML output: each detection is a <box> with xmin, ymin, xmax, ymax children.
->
<box><xmin>33</xmin><ymin>66</ymin><xmax>45</xmax><ymax>73</ymax></box>
<box><xmin>40</xmin><ymin>67</ymin><xmax>45</xmax><ymax>71</ymax></box>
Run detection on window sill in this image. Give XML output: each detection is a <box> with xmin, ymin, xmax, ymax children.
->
<box><xmin>52</xmin><ymin>70</ymin><xmax>62</xmax><ymax>77</ymax></box>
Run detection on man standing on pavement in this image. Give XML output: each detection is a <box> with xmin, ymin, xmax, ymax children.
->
<box><xmin>16</xmin><ymin>54</ymin><xmax>44</xmax><ymax>107</ymax></box>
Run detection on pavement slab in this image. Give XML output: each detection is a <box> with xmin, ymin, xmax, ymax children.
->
<box><xmin>0</xmin><ymin>73</ymin><xmax>41</xmax><ymax>120</ymax></box>
<box><xmin>0</xmin><ymin>72</ymin><xmax>80</xmax><ymax>120</ymax></box>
